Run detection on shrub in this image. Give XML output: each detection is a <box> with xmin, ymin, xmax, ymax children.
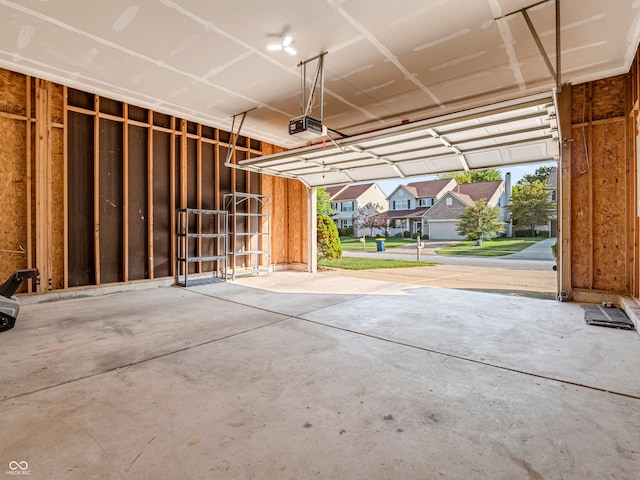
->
<box><xmin>411</xmin><ymin>232</ymin><xmax>422</xmax><ymax>239</ymax></box>
<box><xmin>551</xmin><ymin>242</ymin><xmax>557</xmax><ymax>258</ymax></box>
<box><xmin>393</xmin><ymin>232</ymin><xmax>404</xmax><ymax>238</ymax></box>
<box><xmin>338</xmin><ymin>227</ymin><xmax>354</xmax><ymax>236</ymax></box>
<box><xmin>317</xmin><ymin>215</ymin><xmax>342</xmax><ymax>260</ymax></box>
<box><xmin>403</xmin><ymin>230</ymin><xmax>411</xmax><ymax>238</ymax></box>
<box><xmin>515</xmin><ymin>229</ymin><xmax>534</xmax><ymax>237</ymax></box>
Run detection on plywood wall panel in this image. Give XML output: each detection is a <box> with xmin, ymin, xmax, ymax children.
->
<box><xmin>0</xmin><ymin>118</ymin><xmax>27</xmax><ymax>282</ymax></box>
<box><xmin>50</xmin><ymin>127</ymin><xmax>65</xmax><ymax>289</ymax></box>
<box><xmin>570</xmin><ymin>126</ymin><xmax>591</xmax><ymax>289</ymax></box>
<box><xmin>0</xmin><ymin>69</ymin><xmax>26</xmax><ymax>117</ymax></box>
<box><xmin>287</xmin><ymin>179</ymin><xmax>303</xmax><ymax>264</ymax></box>
<box><xmin>591</xmin><ymin>120</ymin><xmax>627</xmax><ymax>292</ymax></box>
<box><xmin>50</xmin><ymin>84</ymin><xmax>64</xmax><ymax>124</ymax></box>
<box><xmin>591</xmin><ymin>75</ymin><xmax>627</xmax><ymax>121</ymax></box>
<box><xmin>128</xmin><ymin>125</ymin><xmax>149</xmax><ymax>280</ymax></box>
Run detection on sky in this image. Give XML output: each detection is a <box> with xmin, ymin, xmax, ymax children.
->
<box><xmin>375</xmin><ymin>161</ymin><xmax>555</xmax><ymax>197</ymax></box>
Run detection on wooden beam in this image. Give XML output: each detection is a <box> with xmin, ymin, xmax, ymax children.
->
<box><xmin>557</xmin><ymin>84</ymin><xmax>572</xmax><ymax>298</ymax></box>
<box><xmin>587</xmin><ymin>82</ymin><xmax>594</xmax><ymax>290</ymax></box>
<box><xmin>63</xmin><ymin>85</ymin><xmax>69</xmax><ymax>289</ymax></box>
<box><xmin>170</xmin><ymin>116</ymin><xmax>177</xmax><ymax>277</ymax></box>
<box><xmin>94</xmin><ymin>95</ymin><xmax>101</xmax><ymax>285</ymax></box>
<box><xmin>35</xmin><ymin>79</ymin><xmax>52</xmax><ymax>292</ymax></box>
<box><xmin>148</xmin><ymin>109</ymin><xmax>155</xmax><ymax>279</ymax></box>
<box><xmin>25</xmin><ymin>76</ymin><xmax>33</xmax><ymax>291</ymax></box>
<box><xmin>123</xmin><ymin>104</ymin><xmax>129</xmax><ymax>282</ymax></box>
<box><xmin>197</xmin><ymin>123</ymin><xmax>202</xmax><ymax>271</ymax></box>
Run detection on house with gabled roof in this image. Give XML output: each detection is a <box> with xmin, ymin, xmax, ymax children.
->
<box><xmin>326</xmin><ymin>183</ymin><xmax>387</xmax><ymax>235</ymax></box>
<box><xmin>423</xmin><ymin>180</ymin><xmax>507</xmax><ymax>240</ymax></box>
<box><xmin>386</xmin><ymin>178</ymin><xmax>456</xmax><ymax>236</ymax></box>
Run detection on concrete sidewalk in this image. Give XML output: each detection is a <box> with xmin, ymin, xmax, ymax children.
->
<box><xmin>338</xmin><ymin>238</ymin><xmax>558</xmax><ymax>298</ymax></box>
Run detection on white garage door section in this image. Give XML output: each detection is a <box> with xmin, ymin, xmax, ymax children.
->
<box><xmin>428</xmin><ymin>221</ymin><xmax>465</xmax><ymax>241</ymax></box>
<box><xmin>231</xmin><ymin>92</ymin><xmax>559</xmax><ymax>188</ymax></box>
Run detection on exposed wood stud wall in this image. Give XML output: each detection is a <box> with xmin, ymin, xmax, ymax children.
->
<box><xmin>0</xmin><ymin>66</ymin><xmax>307</xmax><ymax>294</ymax></box>
<box><xmin>569</xmin><ymin>73</ymin><xmax>635</xmax><ymax>297</ymax></box>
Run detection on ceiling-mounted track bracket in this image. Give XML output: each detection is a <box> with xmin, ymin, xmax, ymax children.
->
<box><xmin>496</xmin><ymin>0</ymin><xmax>561</xmax><ymax>89</ymax></box>
<box><xmin>224</xmin><ymin>107</ymin><xmax>257</xmax><ymax>166</ymax></box>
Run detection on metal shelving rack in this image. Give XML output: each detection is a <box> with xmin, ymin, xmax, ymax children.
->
<box><xmin>176</xmin><ymin>208</ymin><xmax>228</xmax><ymax>287</ymax></box>
<box><xmin>224</xmin><ymin>192</ymin><xmax>270</xmax><ymax>280</ymax></box>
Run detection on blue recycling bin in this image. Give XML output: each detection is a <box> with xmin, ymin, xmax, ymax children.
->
<box><xmin>375</xmin><ymin>238</ymin><xmax>385</xmax><ymax>251</ymax></box>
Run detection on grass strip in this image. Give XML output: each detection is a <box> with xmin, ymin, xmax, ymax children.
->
<box><xmin>319</xmin><ymin>257</ymin><xmax>438</xmax><ymax>270</ymax></box>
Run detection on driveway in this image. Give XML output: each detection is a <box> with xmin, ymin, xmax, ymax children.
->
<box><xmin>336</xmin><ymin>238</ymin><xmax>558</xmax><ymax>298</ymax></box>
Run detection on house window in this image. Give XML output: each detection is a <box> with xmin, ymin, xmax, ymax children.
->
<box><xmin>343</xmin><ymin>219</ymin><xmax>353</xmax><ymax>228</ymax></box>
<box><xmin>395</xmin><ymin>199</ymin><xmax>410</xmax><ymax>209</ymax></box>
<box><xmin>341</xmin><ymin>201</ymin><xmax>354</xmax><ymax>212</ymax></box>
<box><xmin>393</xmin><ymin>219</ymin><xmax>404</xmax><ymax>228</ymax></box>
<box><xmin>445</xmin><ymin>197</ymin><xmax>452</xmax><ymax>206</ymax></box>
<box><xmin>419</xmin><ymin>198</ymin><xmax>434</xmax><ymax>207</ymax></box>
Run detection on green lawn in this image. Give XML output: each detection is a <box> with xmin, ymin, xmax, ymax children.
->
<box><xmin>340</xmin><ymin>236</ymin><xmax>415</xmax><ymax>251</ymax></box>
<box><xmin>319</xmin><ymin>257</ymin><xmax>437</xmax><ymax>270</ymax></box>
<box><xmin>435</xmin><ymin>237</ymin><xmax>545</xmax><ymax>256</ymax></box>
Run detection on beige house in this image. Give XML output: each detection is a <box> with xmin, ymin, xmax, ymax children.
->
<box><xmin>423</xmin><ymin>181</ymin><xmax>506</xmax><ymax>240</ymax></box>
<box><xmin>326</xmin><ymin>183</ymin><xmax>387</xmax><ymax>235</ymax></box>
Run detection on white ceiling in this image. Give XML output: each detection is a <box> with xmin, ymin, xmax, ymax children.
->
<box><xmin>0</xmin><ymin>0</ymin><xmax>638</xmax><ymax>150</ymax></box>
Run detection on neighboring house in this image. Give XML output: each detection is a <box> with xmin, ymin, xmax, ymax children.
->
<box><xmin>423</xmin><ymin>180</ymin><xmax>507</xmax><ymax>240</ymax></box>
<box><xmin>386</xmin><ymin>178</ymin><xmax>456</xmax><ymax>236</ymax></box>
<box><xmin>327</xmin><ymin>183</ymin><xmax>388</xmax><ymax>235</ymax></box>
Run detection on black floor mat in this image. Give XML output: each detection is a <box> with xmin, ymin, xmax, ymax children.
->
<box><xmin>581</xmin><ymin>305</ymin><xmax>635</xmax><ymax>330</ymax></box>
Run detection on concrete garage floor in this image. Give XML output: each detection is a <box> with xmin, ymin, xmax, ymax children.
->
<box><xmin>2</xmin><ymin>272</ymin><xmax>640</xmax><ymax>479</ymax></box>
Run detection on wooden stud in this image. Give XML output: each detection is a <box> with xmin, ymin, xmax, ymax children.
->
<box><xmin>62</xmin><ymin>85</ymin><xmax>69</xmax><ymax>289</ymax></box>
<box><xmin>25</xmin><ymin>76</ymin><xmax>33</xmax><ymax>291</ymax></box>
<box><xmin>558</xmin><ymin>84</ymin><xmax>572</xmax><ymax>297</ymax></box>
<box><xmin>123</xmin><ymin>103</ymin><xmax>129</xmax><ymax>282</ymax></box>
<box><xmin>94</xmin><ymin>95</ymin><xmax>101</xmax><ymax>285</ymax></box>
<box><xmin>35</xmin><ymin>79</ymin><xmax>52</xmax><ymax>292</ymax></box>
<box><xmin>180</xmin><ymin>119</ymin><xmax>187</xmax><ymax>209</ymax></box>
<box><xmin>587</xmin><ymin>82</ymin><xmax>594</xmax><ymax>289</ymax></box>
<box><xmin>170</xmin><ymin>116</ymin><xmax>177</xmax><ymax>277</ymax></box>
<box><xmin>214</xmin><ymin>128</ymin><xmax>220</xmax><ymax>210</ymax></box>
<box><xmin>148</xmin><ymin>109</ymin><xmax>155</xmax><ymax>279</ymax></box>
<box><xmin>197</xmin><ymin>123</ymin><xmax>202</xmax><ymax>271</ymax></box>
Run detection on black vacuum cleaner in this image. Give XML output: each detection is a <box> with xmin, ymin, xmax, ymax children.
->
<box><xmin>0</xmin><ymin>268</ymin><xmax>38</xmax><ymax>332</ymax></box>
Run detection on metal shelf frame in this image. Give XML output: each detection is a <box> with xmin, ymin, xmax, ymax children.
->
<box><xmin>224</xmin><ymin>192</ymin><xmax>271</xmax><ymax>280</ymax></box>
<box><xmin>176</xmin><ymin>208</ymin><xmax>228</xmax><ymax>287</ymax></box>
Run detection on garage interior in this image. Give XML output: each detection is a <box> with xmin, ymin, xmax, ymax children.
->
<box><xmin>1</xmin><ymin>0</ymin><xmax>640</xmax><ymax>478</ymax></box>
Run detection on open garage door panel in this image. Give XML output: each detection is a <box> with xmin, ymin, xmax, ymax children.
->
<box><xmin>235</xmin><ymin>92</ymin><xmax>559</xmax><ymax>187</ymax></box>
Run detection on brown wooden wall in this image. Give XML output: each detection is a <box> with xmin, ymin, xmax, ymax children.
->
<box><xmin>568</xmin><ymin>75</ymin><xmax>633</xmax><ymax>295</ymax></box>
<box><xmin>0</xmin><ymin>67</ymin><xmax>308</xmax><ymax>294</ymax></box>
<box><xmin>261</xmin><ymin>143</ymin><xmax>308</xmax><ymax>267</ymax></box>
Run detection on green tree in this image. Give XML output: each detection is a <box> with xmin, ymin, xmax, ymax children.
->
<box><xmin>508</xmin><ymin>180</ymin><xmax>556</xmax><ymax>235</ymax></box>
<box><xmin>456</xmin><ymin>199</ymin><xmax>505</xmax><ymax>241</ymax></box>
<box><xmin>438</xmin><ymin>168</ymin><xmax>502</xmax><ymax>184</ymax></box>
<box><xmin>316</xmin><ymin>187</ymin><xmax>335</xmax><ymax>216</ymax></box>
<box><xmin>317</xmin><ymin>214</ymin><xmax>342</xmax><ymax>260</ymax></box>
<box><xmin>516</xmin><ymin>166</ymin><xmax>553</xmax><ymax>187</ymax></box>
